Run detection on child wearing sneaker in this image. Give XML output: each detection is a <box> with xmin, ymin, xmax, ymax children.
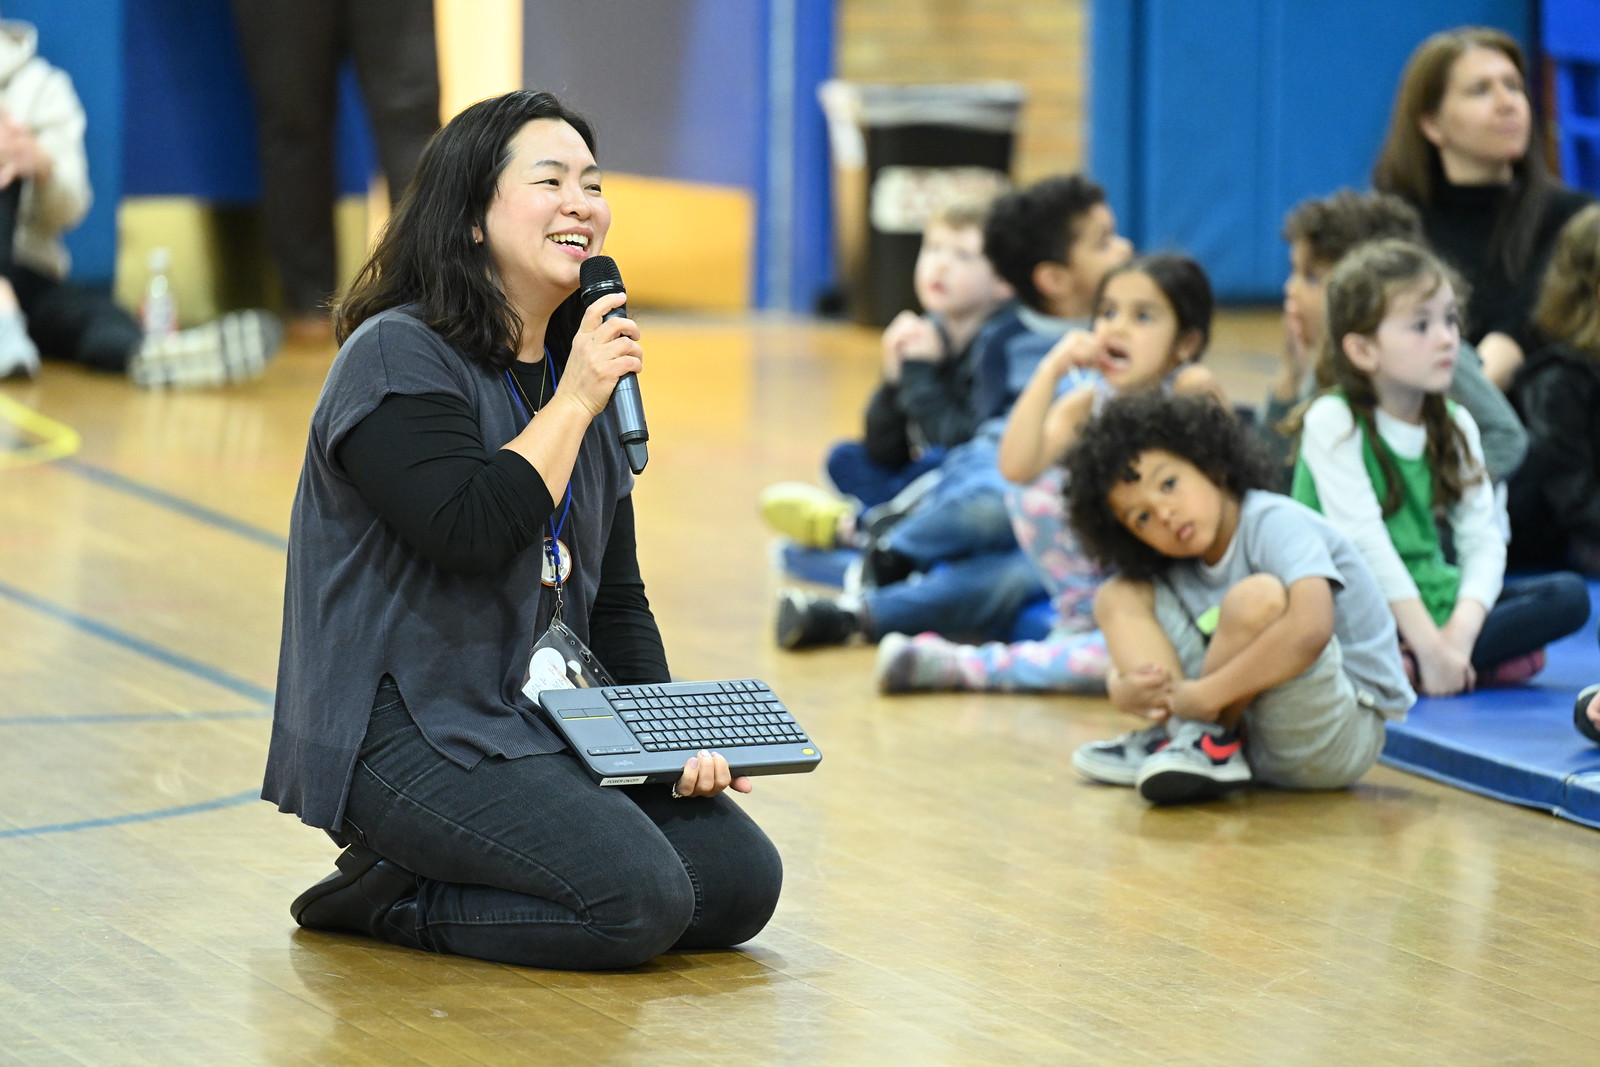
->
<box><xmin>1291</xmin><ymin>239</ymin><xmax>1590</xmax><ymax>697</ymax></box>
<box><xmin>775</xmin><ymin>175</ymin><xmax>1134</xmax><ymax>650</ymax></box>
<box><xmin>764</xmin><ymin>197</ymin><xmax>1012</xmax><ymax>533</ymax></box>
<box><xmin>876</xmin><ymin>253</ymin><xmax>1223</xmax><ymax>694</ymax></box>
<box><xmin>1063</xmin><ymin>391</ymin><xmax>1415</xmax><ymax>804</ymax></box>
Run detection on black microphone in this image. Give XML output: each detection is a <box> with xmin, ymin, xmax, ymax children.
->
<box><xmin>578</xmin><ymin>255</ymin><xmax>649</xmax><ymax>474</ymax></box>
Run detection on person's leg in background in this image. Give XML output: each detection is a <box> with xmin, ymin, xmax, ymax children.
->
<box><xmin>346</xmin><ymin>0</ymin><xmax>440</xmax><ymax>208</ymax></box>
<box><xmin>824</xmin><ymin>440</ymin><xmax>946</xmax><ymax>511</ymax></box>
<box><xmin>10</xmin><ymin>265</ymin><xmax>141</xmax><ymax>373</ymax></box>
<box><xmin>229</xmin><ymin>0</ymin><xmax>343</xmax><ymax>335</ymax></box>
<box><xmin>876</xmin><ymin>626</ymin><xmax>1108</xmax><ymax>694</ymax></box>
<box><xmin>13</xmin><ymin>263</ymin><xmax>282</xmax><ymax>387</ymax></box>
<box><xmin>775</xmin><ymin>548</ymin><xmax>1044</xmax><ymax>650</ymax></box>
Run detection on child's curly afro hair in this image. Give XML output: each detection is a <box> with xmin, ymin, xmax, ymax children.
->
<box><xmin>1064</xmin><ymin>392</ymin><xmax>1274</xmax><ymax>581</ymax></box>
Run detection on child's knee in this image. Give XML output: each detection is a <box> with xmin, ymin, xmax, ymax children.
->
<box><xmin>1219</xmin><ymin>574</ymin><xmax>1288</xmax><ymax>631</ymax></box>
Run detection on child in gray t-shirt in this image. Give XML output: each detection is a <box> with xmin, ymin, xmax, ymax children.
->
<box><xmin>1061</xmin><ymin>391</ymin><xmax>1416</xmax><ymax>804</ymax></box>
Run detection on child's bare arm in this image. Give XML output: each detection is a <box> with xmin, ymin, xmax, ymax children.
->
<box><xmin>1393</xmin><ymin>597</ymin><xmax>1475</xmax><ymax>696</ymax></box>
<box><xmin>1095</xmin><ymin>577</ymin><xmax>1184</xmax><ymax>720</ymax></box>
<box><xmin>997</xmin><ymin>331</ymin><xmax>1098</xmax><ymax>483</ymax></box>
<box><xmin>1171</xmin><ymin>363</ymin><xmax>1228</xmax><ymax>406</ymax></box>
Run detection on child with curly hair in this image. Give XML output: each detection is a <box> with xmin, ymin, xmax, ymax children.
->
<box><xmin>875</xmin><ymin>252</ymin><xmax>1222</xmax><ymax>693</ymax></box>
<box><xmin>1063</xmin><ymin>392</ymin><xmax>1415</xmax><ymax>804</ymax></box>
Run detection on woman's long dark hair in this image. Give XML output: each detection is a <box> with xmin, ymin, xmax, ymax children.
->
<box><xmin>1371</xmin><ymin>26</ymin><xmax>1554</xmax><ymax>283</ymax></box>
<box><xmin>336</xmin><ymin>90</ymin><xmax>596</xmax><ymax>370</ymax></box>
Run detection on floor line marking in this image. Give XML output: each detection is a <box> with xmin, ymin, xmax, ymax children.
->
<box><xmin>0</xmin><ymin>580</ymin><xmax>275</xmax><ymax>706</ymax></box>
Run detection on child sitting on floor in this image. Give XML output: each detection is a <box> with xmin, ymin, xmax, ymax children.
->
<box><xmin>1259</xmin><ymin>189</ymin><xmax>1525</xmax><ymax>488</ymax></box>
<box><xmin>772</xmin><ymin>175</ymin><xmax>1134</xmax><ymax>650</ymax></box>
<box><xmin>1291</xmin><ymin>239</ymin><xmax>1590</xmax><ymax>696</ymax></box>
<box><xmin>1063</xmin><ymin>391</ymin><xmax>1415</xmax><ymax>805</ymax></box>
<box><xmin>764</xmin><ymin>196</ymin><xmax>1012</xmax><ymax>530</ymax></box>
<box><xmin>875</xmin><ymin>252</ymin><xmax>1223</xmax><ymax>693</ymax></box>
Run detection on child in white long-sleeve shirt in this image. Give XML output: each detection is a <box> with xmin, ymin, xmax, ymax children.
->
<box><xmin>1290</xmin><ymin>239</ymin><xmax>1588</xmax><ymax>695</ymax></box>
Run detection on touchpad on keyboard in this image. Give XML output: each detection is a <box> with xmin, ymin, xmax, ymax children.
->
<box><xmin>551</xmin><ymin>699</ymin><xmax>637</xmax><ymax>748</ymax></box>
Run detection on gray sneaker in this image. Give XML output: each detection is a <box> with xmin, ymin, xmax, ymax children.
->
<box><xmin>130</xmin><ymin>309</ymin><xmax>284</xmax><ymax>388</ymax></box>
<box><xmin>1135</xmin><ymin>719</ymin><xmax>1251</xmax><ymax>804</ymax></box>
<box><xmin>875</xmin><ymin>631</ymin><xmax>963</xmax><ymax>693</ymax></box>
<box><xmin>1072</xmin><ymin>721</ymin><xmax>1172</xmax><ymax>786</ymax></box>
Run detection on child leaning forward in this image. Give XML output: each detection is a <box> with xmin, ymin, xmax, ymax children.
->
<box><xmin>1063</xmin><ymin>391</ymin><xmax>1416</xmax><ymax>805</ymax></box>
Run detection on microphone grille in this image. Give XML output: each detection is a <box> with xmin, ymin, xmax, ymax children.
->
<box><xmin>579</xmin><ymin>255</ymin><xmax>621</xmax><ymax>290</ymax></box>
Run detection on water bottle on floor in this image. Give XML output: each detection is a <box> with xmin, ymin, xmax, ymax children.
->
<box><xmin>140</xmin><ymin>248</ymin><xmax>178</xmax><ymax>340</ymax></box>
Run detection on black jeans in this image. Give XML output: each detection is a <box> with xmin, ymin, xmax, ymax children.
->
<box><xmin>229</xmin><ymin>0</ymin><xmax>439</xmax><ymax>314</ymax></box>
<box><xmin>340</xmin><ymin>681</ymin><xmax>784</xmax><ymax>970</ymax></box>
<box><xmin>0</xmin><ymin>182</ymin><xmax>140</xmax><ymax>372</ymax></box>
<box><xmin>1471</xmin><ymin>572</ymin><xmax>1592</xmax><ymax>671</ymax></box>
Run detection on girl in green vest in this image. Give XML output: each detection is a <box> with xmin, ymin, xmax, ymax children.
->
<box><xmin>1291</xmin><ymin>239</ymin><xmax>1588</xmax><ymax>697</ymax></box>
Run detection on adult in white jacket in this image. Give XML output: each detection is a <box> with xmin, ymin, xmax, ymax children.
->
<box><xmin>0</xmin><ymin>14</ymin><xmax>279</xmax><ymax>386</ymax></box>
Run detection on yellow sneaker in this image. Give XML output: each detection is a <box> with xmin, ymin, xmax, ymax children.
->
<box><xmin>758</xmin><ymin>482</ymin><xmax>852</xmax><ymax>548</ymax></box>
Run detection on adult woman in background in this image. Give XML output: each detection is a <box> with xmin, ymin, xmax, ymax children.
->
<box><xmin>1373</xmin><ymin>25</ymin><xmax>1593</xmax><ymax>389</ymax></box>
<box><xmin>264</xmin><ymin>90</ymin><xmax>782</xmax><ymax>970</ymax></box>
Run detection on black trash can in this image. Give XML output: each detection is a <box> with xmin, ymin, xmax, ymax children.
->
<box><xmin>820</xmin><ymin>81</ymin><xmax>1024</xmax><ymax>327</ymax></box>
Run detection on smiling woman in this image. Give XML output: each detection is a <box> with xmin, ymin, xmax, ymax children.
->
<box><xmin>265</xmin><ymin>90</ymin><xmax>782</xmax><ymax>971</ymax></box>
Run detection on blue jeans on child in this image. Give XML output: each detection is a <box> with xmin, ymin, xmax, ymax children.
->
<box><xmin>877</xmin><ymin>433</ymin><xmax>1019</xmax><ymax>565</ymax></box>
<box><xmin>339</xmin><ymin>680</ymin><xmax>783</xmax><ymax>970</ymax></box>
<box><xmin>824</xmin><ymin>441</ymin><xmax>945</xmax><ymax>510</ymax></box>
<box><xmin>864</xmin><ymin>549</ymin><xmax>1044</xmax><ymax>642</ymax></box>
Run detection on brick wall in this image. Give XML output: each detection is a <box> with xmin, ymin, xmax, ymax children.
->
<box><xmin>836</xmin><ymin>0</ymin><xmax>1087</xmax><ymax>182</ymax></box>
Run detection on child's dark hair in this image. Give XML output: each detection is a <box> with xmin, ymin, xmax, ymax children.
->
<box><xmin>1321</xmin><ymin>238</ymin><xmax>1481</xmax><ymax>514</ymax></box>
<box><xmin>1281</xmin><ymin>189</ymin><xmax>1424</xmax><ymax>271</ymax></box>
<box><xmin>1064</xmin><ymin>392</ymin><xmax>1273</xmax><ymax>580</ymax></box>
<box><xmin>983</xmin><ymin>174</ymin><xmax>1106</xmax><ymax>311</ymax></box>
<box><xmin>1093</xmin><ymin>252</ymin><xmax>1214</xmax><ymax>359</ymax></box>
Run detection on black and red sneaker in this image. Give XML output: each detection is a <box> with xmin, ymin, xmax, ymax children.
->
<box><xmin>1135</xmin><ymin>720</ymin><xmax>1251</xmax><ymax>804</ymax></box>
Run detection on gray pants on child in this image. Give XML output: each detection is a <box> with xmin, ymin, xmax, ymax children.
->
<box><xmin>1155</xmin><ymin>584</ymin><xmax>1387</xmax><ymax>789</ymax></box>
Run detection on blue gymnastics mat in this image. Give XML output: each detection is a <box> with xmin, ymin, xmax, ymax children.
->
<box><xmin>1380</xmin><ymin>581</ymin><xmax>1600</xmax><ymax>830</ymax></box>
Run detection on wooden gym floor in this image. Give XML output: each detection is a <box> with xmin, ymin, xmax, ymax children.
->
<box><xmin>2</xmin><ymin>310</ymin><xmax>1598</xmax><ymax>1065</ymax></box>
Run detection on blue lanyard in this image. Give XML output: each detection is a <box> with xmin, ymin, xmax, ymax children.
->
<box><xmin>504</xmin><ymin>352</ymin><xmax>573</xmax><ymax>586</ymax></box>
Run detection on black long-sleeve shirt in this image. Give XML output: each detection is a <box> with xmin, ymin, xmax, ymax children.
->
<box><xmin>336</xmin><ymin>361</ymin><xmax>668</xmax><ymax>684</ymax></box>
<box><xmin>1419</xmin><ymin>179</ymin><xmax>1593</xmax><ymax>349</ymax></box>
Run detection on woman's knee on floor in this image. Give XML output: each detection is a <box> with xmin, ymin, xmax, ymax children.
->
<box><xmin>567</xmin><ymin>856</ymin><xmax>699</xmax><ymax>969</ymax></box>
<box><xmin>671</xmin><ymin>821</ymin><xmax>784</xmax><ymax>951</ymax></box>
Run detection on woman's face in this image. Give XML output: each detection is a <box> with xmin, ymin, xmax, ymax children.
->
<box><xmin>1420</xmin><ymin>46</ymin><xmax>1531</xmax><ymax>182</ymax></box>
<box><xmin>480</xmin><ymin>119</ymin><xmax>610</xmax><ymax>313</ymax></box>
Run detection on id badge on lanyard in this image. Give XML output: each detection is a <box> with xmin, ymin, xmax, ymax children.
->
<box><xmin>504</xmin><ymin>360</ymin><xmax>606</xmax><ymax>705</ymax></box>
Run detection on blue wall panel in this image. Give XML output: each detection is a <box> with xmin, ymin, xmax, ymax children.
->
<box><xmin>520</xmin><ymin>0</ymin><xmax>832</xmax><ymax>309</ymax></box>
<box><xmin>19</xmin><ymin>0</ymin><xmax>823</xmax><ymax>304</ymax></box>
<box><xmin>1091</xmin><ymin>0</ymin><xmax>1534</xmax><ymax>301</ymax></box>
<box><xmin>119</xmin><ymin>0</ymin><xmax>374</xmax><ymax>202</ymax></box>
